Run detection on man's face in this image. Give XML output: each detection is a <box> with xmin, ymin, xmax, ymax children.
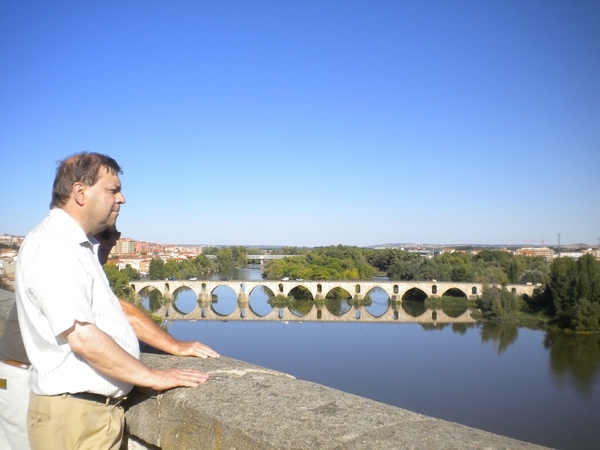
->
<box><xmin>95</xmin><ymin>226</ymin><xmax>120</xmax><ymax>265</ymax></box>
<box><xmin>84</xmin><ymin>168</ymin><xmax>125</xmax><ymax>234</ymax></box>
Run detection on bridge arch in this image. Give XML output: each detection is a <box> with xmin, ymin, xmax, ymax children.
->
<box><xmin>248</xmin><ymin>284</ymin><xmax>275</xmax><ymax>298</ymax></box>
<box><xmin>402</xmin><ymin>287</ymin><xmax>428</xmax><ymax>302</ymax></box>
<box><xmin>136</xmin><ymin>285</ymin><xmax>166</xmax><ymax>313</ymax></box>
<box><xmin>363</xmin><ymin>287</ymin><xmax>390</xmax><ymax>318</ymax></box>
<box><xmin>247</xmin><ymin>285</ymin><xmax>276</xmax><ymax>318</ymax></box>
<box><xmin>325</xmin><ymin>287</ymin><xmax>351</xmax><ymax>300</ymax></box>
<box><xmin>288</xmin><ymin>285</ymin><xmax>314</xmax><ymax>301</ymax></box>
<box><xmin>441</xmin><ymin>288</ymin><xmax>468</xmax><ymax>298</ymax></box>
<box><xmin>210</xmin><ymin>285</ymin><xmax>238</xmax><ymax>316</ymax></box>
<box><xmin>171</xmin><ymin>286</ymin><xmax>199</xmax><ymax>315</ymax></box>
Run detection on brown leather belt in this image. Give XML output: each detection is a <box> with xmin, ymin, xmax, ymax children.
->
<box><xmin>65</xmin><ymin>392</ymin><xmax>127</xmax><ymax>407</ymax></box>
<box><xmin>0</xmin><ymin>358</ymin><xmax>31</xmax><ymax>370</ymax></box>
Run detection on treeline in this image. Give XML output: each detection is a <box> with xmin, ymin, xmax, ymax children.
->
<box><xmin>263</xmin><ymin>246</ymin><xmax>600</xmax><ymax>332</ymax></box>
<box><xmin>148</xmin><ymin>254</ymin><xmax>216</xmax><ymax>280</ymax></box>
<box><xmin>100</xmin><ymin>244</ymin><xmax>600</xmax><ymax>332</ymax></box>
<box><xmin>368</xmin><ymin>248</ymin><xmax>549</xmax><ymax>284</ymax></box>
<box><xmin>263</xmin><ymin>245</ymin><xmax>376</xmax><ymax>280</ymax></box>
<box><xmin>547</xmin><ymin>254</ymin><xmax>600</xmax><ymax>331</ymax></box>
<box><xmin>102</xmin><ymin>247</ymin><xmax>247</xmax><ymax>298</ymax></box>
<box><xmin>477</xmin><ymin>253</ymin><xmax>600</xmax><ymax>332</ymax></box>
<box><xmin>147</xmin><ymin>246</ymin><xmax>249</xmax><ymax>280</ymax></box>
<box><xmin>265</xmin><ymin>246</ymin><xmax>549</xmax><ymax>285</ymax></box>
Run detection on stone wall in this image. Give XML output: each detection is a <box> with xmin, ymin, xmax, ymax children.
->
<box><xmin>128</xmin><ymin>353</ymin><xmax>550</xmax><ymax>450</ymax></box>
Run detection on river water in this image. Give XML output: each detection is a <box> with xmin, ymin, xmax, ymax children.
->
<box><xmin>155</xmin><ymin>267</ymin><xmax>600</xmax><ymax>450</ymax></box>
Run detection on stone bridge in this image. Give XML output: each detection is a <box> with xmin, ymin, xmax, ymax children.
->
<box><xmin>130</xmin><ymin>279</ymin><xmax>540</xmax><ymax>323</ymax></box>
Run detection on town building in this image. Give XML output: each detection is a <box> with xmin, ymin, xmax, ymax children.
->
<box><xmin>515</xmin><ymin>247</ymin><xmax>556</xmax><ymax>260</ymax></box>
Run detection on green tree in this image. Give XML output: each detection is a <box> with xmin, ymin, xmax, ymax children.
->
<box><xmin>519</xmin><ymin>269</ymin><xmax>545</xmax><ymax>285</ymax></box>
<box><xmin>103</xmin><ymin>263</ymin><xmax>135</xmax><ymax>300</ymax></box>
<box><xmin>122</xmin><ymin>264</ymin><xmax>140</xmax><ymax>281</ymax></box>
<box><xmin>263</xmin><ymin>245</ymin><xmax>376</xmax><ymax>280</ymax></box>
<box><xmin>478</xmin><ymin>285</ymin><xmax>521</xmax><ymax>318</ymax></box>
<box><xmin>164</xmin><ymin>259</ymin><xmax>179</xmax><ymax>279</ymax></box>
<box><xmin>149</xmin><ymin>258</ymin><xmax>165</xmax><ymax>280</ymax></box>
<box><xmin>549</xmin><ymin>254</ymin><xmax>600</xmax><ymax>331</ymax></box>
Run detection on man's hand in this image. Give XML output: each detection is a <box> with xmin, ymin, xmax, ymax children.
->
<box><xmin>146</xmin><ymin>368</ymin><xmax>210</xmax><ymax>390</ymax></box>
<box><xmin>171</xmin><ymin>341</ymin><xmax>220</xmax><ymax>358</ymax></box>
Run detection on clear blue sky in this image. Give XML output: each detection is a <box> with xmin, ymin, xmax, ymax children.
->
<box><xmin>1</xmin><ymin>1</ymin><xmax>599</xmax><ymax>247</ymax></box>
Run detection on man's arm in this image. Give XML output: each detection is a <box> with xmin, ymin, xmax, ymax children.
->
<box><xmin>66</xmin><ymin>321</ymin><xmax>209</xmax><ymax>390</ymax></box>
<box><xmin>118</xmin><ymin>299</ymin><xmax>219</xmax><ymax>358</ymax></box>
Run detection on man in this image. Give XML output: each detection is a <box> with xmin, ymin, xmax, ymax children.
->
<box><xmin>1</xmin><ymin>225</ymin><xmax>218</xmax><ymax>450</ymax></box>
<box><xmin>14</xmin><ymin>152</ymin><xmax>211</xmax><ymax>450</ymax></box>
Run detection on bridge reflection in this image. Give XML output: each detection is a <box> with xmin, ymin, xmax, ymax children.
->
<box><xmin>136</xmin><ymin>282</ymin><xmax>484</xmax><ymax>324</ymax></box>
<box><xmin>159</xmin><ymin>303</ymin><xmax>478</xmax><ymax>324</ymax></box>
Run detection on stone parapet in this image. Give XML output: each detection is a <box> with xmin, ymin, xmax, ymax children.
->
<box><xmin>128</xmin><ymin>353</ymin><xmax>550</xmax><ymax>449</ymax></box>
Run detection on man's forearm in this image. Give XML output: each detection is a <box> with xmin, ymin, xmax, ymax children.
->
<box><xmin>66</xmin><ymin>321</ymin><xmax>209</xmax><ymax>390</ymax></box>
<box><xmin>119</xmin><ymin>299</ymin><xmax>179</xmax><ymax>354</ymax></box>
<box><xmin>118</xmin><ymin>299</ymin><xmax>219</xmax><ymax>358</ymax></box>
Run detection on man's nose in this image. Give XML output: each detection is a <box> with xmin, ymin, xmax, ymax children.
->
<box><xmin>117</xmin><ymin>192</ymin><xmax>125</xmax><ymax>204</ymax></box>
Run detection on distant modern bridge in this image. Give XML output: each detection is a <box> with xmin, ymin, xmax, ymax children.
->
<box><xmin>130</xmin><ymin>279</ymin><xmax>540</xmax><ymax>324</ymax></box>
<box><xmin>246</xmin><ymin>254</ymin><xmax>300</xmax><ymax>260</ymax></box>
<box><xmin>204</xmin><ymin>254</ymin><xmax>298</xmax><ymax>264</ymax></box>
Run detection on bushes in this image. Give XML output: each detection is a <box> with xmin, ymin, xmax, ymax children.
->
<box><xmin>477</xmin><ymin>285</ymin><xmax>523</xmax><ymax>318</ymax></box>
<box><xmin>549</xmin><ymin>254</ymin><xmax>600</xmax><ymax>332</ymax></box>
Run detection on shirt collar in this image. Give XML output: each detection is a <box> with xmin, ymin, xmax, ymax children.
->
<box><xmin>49</xmin><ymin>208</ymin><xmax>96</xmax><ymax>250</ymax></box>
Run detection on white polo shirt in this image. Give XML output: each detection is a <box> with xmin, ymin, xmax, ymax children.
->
<box><xmin>15</xmin><ymin>208</ymin><xmax>140</xmax><ymax>397</ymax></box>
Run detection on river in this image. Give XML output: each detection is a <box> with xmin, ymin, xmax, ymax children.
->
<box><xmin>149</xmin><ymin>267</ymin><xmax>600</xmax><ymax>450</ymax></box>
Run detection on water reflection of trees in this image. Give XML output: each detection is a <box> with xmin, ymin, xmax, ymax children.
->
<box><xmin>402</xmin><ymin>300</ymin><xmax>427</xmax><ymax>317</ymax></box>
<box><xmin>438</xmin><ymin>297</ymin><xmax>469</xmax><ymax>318</ymax></box>
<box><xmin>325</xmin><ymin>298</ymin><xmax>351</xmax><ymax>316</ymax></box>
<box><xmin>287</xmin><ymin>298</ymin><xmax>313</xmax><ymax>317</ymax></box>
<box><xmin>420</xmin><ymin>323</ymin><xmax>450</xmax><ymax>332</ymax></box>
<box><xmin>419</xmin><ymin>322</ymin><xmax>478</xmax><ymax>334</ymax></box>
<box><xmin>451</xmin><ymin>322</ymin><xmax>477</xmax><ymax>335</ymax></box>
<box><xmin>139</xmin><ymin>287</ymin><xmax>167</xmax><ymax>312</ymax></box>
<box><xmin>480</xmin><ymin>323</ymin><xmax>519</xmax><ymax>355</ymax></box>
<box><xmin>544</xmin><ymin>330</ymin><xmax>600</xmax><ymax>397</ymax></box>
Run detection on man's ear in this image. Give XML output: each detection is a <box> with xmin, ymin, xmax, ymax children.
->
<box><xmin>72</xmin><ymin>182</ymin><xmax>86</xmax><ymax>206</ymax></box>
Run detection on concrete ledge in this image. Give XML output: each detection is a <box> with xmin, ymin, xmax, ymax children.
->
<box><xmin>127</xmin><ymin>354</ymin><xmax>550</xmax><ymax>449</ymax></box>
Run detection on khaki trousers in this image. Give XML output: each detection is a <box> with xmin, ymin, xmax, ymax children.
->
<box><xmin>27</xmin><ymin>392</ymin><xmax>125</xmax><ymax>450</ymax></box>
